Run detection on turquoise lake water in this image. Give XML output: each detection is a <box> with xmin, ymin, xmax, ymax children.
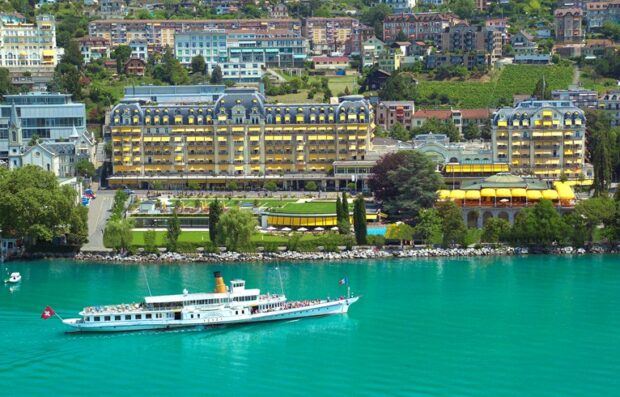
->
<box><xmin>1</xmin><ymin>256</ymin><xmax>619</xmax><ymax>396</ymax></box>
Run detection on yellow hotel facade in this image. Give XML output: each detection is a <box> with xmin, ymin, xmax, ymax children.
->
<box><xmin>491</xmin><ymin>100</ymin><xmax>588</xmax><ymax>180</ymax></box>
<box><xmin>108</xmin><ymin>88</ymin><xmax>374</xmax><ymax>190</ymax></box>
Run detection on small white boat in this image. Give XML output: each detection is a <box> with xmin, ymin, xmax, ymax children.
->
<box><xmin>5</xmin><ymin>272</ymin><xmax>21</xmax><ymax>284</ymax></box>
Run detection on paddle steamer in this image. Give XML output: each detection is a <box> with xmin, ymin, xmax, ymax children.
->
<box><xmin>62</xmin><ymin>272</ymin><xmax>359</xmax><ymax>332</ymax></box>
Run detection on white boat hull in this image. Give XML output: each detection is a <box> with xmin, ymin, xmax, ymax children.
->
<box><xmin>62</xmin><ymin>297</ymin><xmax>359</xmax><ymax>333</ymax></box>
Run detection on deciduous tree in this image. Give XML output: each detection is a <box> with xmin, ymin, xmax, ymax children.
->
<box><xmin>369</xmin><ymin>151</ymin><xmax>443</xmax><ymax>223</ymax></box>
<box><xmin>216</xmin><ymin>207</ymin><xmax>257</xmax><ymax>252</ymax></box>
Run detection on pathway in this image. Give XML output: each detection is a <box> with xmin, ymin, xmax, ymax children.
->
<box><xmin>81</xmin><ymin>190</ymin><xmax>115</xmax><ymax>252</ymax></box>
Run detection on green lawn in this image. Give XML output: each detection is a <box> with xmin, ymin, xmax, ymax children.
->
<box><xmin>269</xmin><ymin>75</ymin><xmax>360</xmax><ymax>103</ymax></box>
<box><xmin>131</xmin><ymin>230</ymin><xmax>322</xmax><ymax>246</ymax></box>
<box><xmin>417</xmin><ymin>64</ymin><xmax>575</xmax><ymax>108</ymax></box>
<box><xmin>172</xmin><ymin>198</ymin><xmax>299</xmax><ymax>208</ymax></box>
<box><xmin>267</xmin><ymin>201</ymin><xmax>338</xmax><ymax>214</ymax></box>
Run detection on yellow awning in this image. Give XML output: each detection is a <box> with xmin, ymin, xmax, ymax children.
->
<box><xmin>511</xmin><ymin>188</ymin><xmax>527</xmax><ymax>198</ymax></box>
<box><xmin>542</xmin><ymin>190</ymin><xmax>559</xmax><ymax>200</ymax></box>
<box><xmin>496</xmin><ymin>188</ymin><xmax>511</xmax><ymax>197</ymax></box>
<box><xmin>527</xmin><ymin>190</ymin><xmax>542</xmax><ymax>200</ymax></box>
<box><xmin>481</xmin><ymin>188</ymin><xmax>496</xmax><ymax>198</ymax></box>
<box><xmin>557</xmin><ymin>188</ymin><xmax>575</xmax><ymax>200</ymax></box>
<box><xmin>465</xmin><ymin>190</ymin><xmax>481</xmax><ymax>200</ymax></box>
<box><xmin>437</xmin><ymin>190</ymin><xmax>451</xmax><ymax>200</ymax></box>
<box><xmin>450</xmin><ymin>190</ymin><xmax>465</xmax><ymax>200</ymax></box>
<box><xmin>43</xmin><ymin>50</ymin><xmax>55</xmax><ymax>57</ymax></box>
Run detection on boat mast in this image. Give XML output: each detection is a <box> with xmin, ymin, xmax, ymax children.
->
<box><xmin>275</xmin><ymin>266</ymin><xmax>284</xmax><ymax>296</ymax></box>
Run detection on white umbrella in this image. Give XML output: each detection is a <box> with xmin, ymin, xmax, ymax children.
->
<box><xmin>281</xmin><ymin>227</ymin><xmax>292</xmax><ymax>232</ymax></box>
<box><xmin>255</xmin><ymin>225</ymin><xmax>263</xmax><ymax>230</ymax></box>
<box><xmin>314</xmin><ymin>227</ymin><xmax>325</xmax><ymax>231</ymax></box>
<box><xmin>499</xmin><ymin>198</ymin><xmax>510</xmax><ymax>203</ymax></box>
<box><xmin>266</xmin><ymin>226</ymin><xmax>277</xmax><ymax>231</ymax></box>
<box><xmin>330</xmin><ymin>226</ymin><xmax>339</xmax><ymax>231</ymax></box>
<box><xmin>298</xmin><ymin>227</ymin><xmax>308</xmax><ymax>232</ymax></box>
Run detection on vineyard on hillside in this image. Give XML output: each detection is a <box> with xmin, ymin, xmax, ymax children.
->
<box><xmin>417</xmin><ymin>64</ymin><xmax>575</xmax><ymax>109</ymax></box>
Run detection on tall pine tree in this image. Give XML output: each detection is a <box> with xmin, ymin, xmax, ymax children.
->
<box><xmin>338</xmin><ymin>192</ymin><xmax>351</xmax><ymax>234</ymax></box>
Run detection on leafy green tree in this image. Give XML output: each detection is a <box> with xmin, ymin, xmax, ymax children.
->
<box><xmin>511</xmin><ymin>200</ymin><xmax>568</xmax><ymax>246</ymax></box>
<box><xmin>587</xmin><ymin>110</ymin><xmax>616</xmax><ymax>196</ymax></box>
<box><xmin>369</xmin><ymin>151</ymin><xmax>443</xmax><ymax>223</ymax></box>
<box><xmin>353</xmin><ymin>195</ymin><xmax>368</xmax><ymax>245</ymax></box>
<box><xmin>379</xmin><ymin>71</ymin><xmax>418</xmax><ymax>101</ymax></box>
<box><xmin>112</xmin><ymin>45</ymin><xmax>133</xmax><ymax>75</ymax></box>
<box><xmin>166</xmin><ymin>208</ymin><xmax>182</xmax><ymax>252</ymax></box>
<box><xmin>75</xmin><ymin>159</ymin><xmax>96</xmax><ymax>179</ymax></box>
<box><xmin>103</xmin><ymin>218</ymin><xmax>134</xmax><ymax>252</ymax></box>
<box><xmin>216</xmin><ymin>207</ymin><xmax>257</xmax><ymax>252</ymax></box>
<box><xmin>389</xmin><ymin>122</ymin><xmax>410</xmax><ymax>141</ymax></box>
<box><xmin>448</xmin><ymin>0</ymin><xmax>476</xmax><ymax>19</ymax></box>
<box><xmin>410</xmin><ymin>118</ymin><xmax>460</xmax><ymax>142</ymax></box>
<box><xmin>144</xmin><ymin>229</ymin><xmax>157</xmax><ymax>253</ymax></box>
<box><xmin>437</xmin><ymin>201</ymin><xmax>467</xmax><ymax>247</ymax></box>
<box><xmin>210</xmin><ymin>64</ymin><xmax>223</xmax><ymax>84</ymax></box>
<box><xmin>0</xmin><ymin>166</ymin><xmax>87</xmax><ymax>245</ymax></box>
<box><xmin>572</xmin><ymin>197</ymin><xmax>617</xmax><ymax>243</ymax></box>
<box><xmin>264</xmin><ymin>181</ymin><xmax>278</xmax><ymax>192</ymax></box>
<box><xmin>191</xmin><ymin>55</ymin><xmax>206</xmax><ymax>75</ymax></box>
<box><xmin>385</xmin><ymin>222</ymin><xmax>414</xmax><ymax>247</ymax></box>
<box><xmin>28</xmin><ymin>134</ymin><xmax>40</xmax><ymax>147</ymax></box>
<box><xmin>463</xmin><ymin>123</ymin><xmax>481</xmax><ymax>140</ymax></box>
<box><xmin>209</xmin><ymin>199</ymin><xmax>224</xmax><ymax>243</ymax></box>
<box><xmin>532</xmin><ymin>77</ymin><xmax>551</xmax><ymax>100</ymax></box>
<box><xmin>0</xmin><ymin>67</ymin><xmax>16</xmax><ymax>97</ymax></box>
<box><xmin>51</xmin><ymin>63</ymin><xmax>82</xmax><ymax>99</ymax></box>
<box><xmin>360</xmin><ymin>4</ymin><xmax>392</xmax><ymax>39</ymax></box>
<box><xmin>413</xmin><ymin>208</ymin><xmax>442</xmax><ymax>246</ymax></box>
<box><xmin>62</xmin><ymin>40</ymin><xmax>84</xmax><ymax>69</ymax></box>
<box><xmin>305</xmin><ymin>181</ymin><xmax>318</xmax><ymax>191</ymax></box>
<box><xmin>153</xmin><ymin>47</ymin><xmax>189</xmax><ymax>85</ymax></box>
<box><xmin>481</xmin><ymin>217</ymin><xmax>511</xmax><ymax>244</ymax></box>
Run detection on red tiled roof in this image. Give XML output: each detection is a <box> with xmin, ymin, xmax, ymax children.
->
<box><xmin>312</xmin><ymin>56</ymin><xmax>350</xmax><ymax>63</ymax></box>
<box><xmin>461</xmin><ymin>108</ymin><xmax>491</xmax><ymax>119</ymax></box>
<box><xmin>413</xmin><ymin>109</ymin><xmax>453</xmax><ymax>120</ymax></box>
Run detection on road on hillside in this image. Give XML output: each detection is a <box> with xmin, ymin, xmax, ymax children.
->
<box><xmin>81</xmin><ymin>190</ymin><xmax>115</xmax><ymax>252</ymax></box>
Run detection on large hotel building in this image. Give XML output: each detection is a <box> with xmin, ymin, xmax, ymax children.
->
<box><xmin>492</xmin><ymin>100</ymin><xmax>587</xmax><ymax>180</ymax></box>
<box><xmin>108</xmin><ymin>88</ymin><xmax>374</xmax><ymax>190</ymax></box>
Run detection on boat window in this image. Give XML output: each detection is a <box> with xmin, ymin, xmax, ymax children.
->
<box><xmin>115</xmin><ymin>315</ymin><xmax>121</xmax><ymax>321</ymax></box>
<box><xmin>104</xmin><ymin>316</ymin><xmax>111</xmax><ymax>321</ymax></box>
<box><xmin>94</xmin><ymin>316</ymin><xmax>100</xmax><ymax>322</ymax></box>
<box><xmin>146</xmin><ymin>314</ymin><xmax>152</xmax><ymax>319</ymax></box>
<box><xmin>125</xmin><ymin>315</ymin><xmax>131</xmax><ymax>320</ymax></box>
<box><xmin>135</xmin><ymin>314</ymin><xmax>142</xmax><ymax>320</ymax></box>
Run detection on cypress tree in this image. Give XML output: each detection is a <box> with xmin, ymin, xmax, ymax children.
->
<box><xmin>341</xmin><ymin>192</ymin><xmax>349</xmax><ymax>222</ymax></box>
<box><xmin>209</xmin><ymin>199</ymin><xmax>223</xmax><ymax>244</ymax></box>
<box><xmin>353</xmin><ymin>195</ymin><xmax>368</xmax><ymax>245</ymax></box>
<box><xmin>336</xmin><ymin>195</ymin><xmax>343</xmax><ymax>223</ymax></box>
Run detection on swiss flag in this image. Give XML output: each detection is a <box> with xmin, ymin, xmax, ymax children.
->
<box><xmin>41</xmin><ymin>306</ymin><xmax>55</xmax><ymax>320</ymax></box>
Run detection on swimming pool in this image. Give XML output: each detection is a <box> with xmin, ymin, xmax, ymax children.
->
<box><xmin>367</xmin><ymin>226</ymin><xmax>386</xmax><ymax>236</ymax></box>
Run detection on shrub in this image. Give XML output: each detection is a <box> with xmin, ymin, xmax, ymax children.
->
<box><xmin>203</xmin><ymin>241</ymin><xmax>220</xmax><ymax>254</ymax></box>
<box><xmin>367</xmin><ymin>235</ymin><xmax>385</xmax><ymax>248</ymax></box>
<box><xmin>261</xmin><ymin>242</ymin><xmax>280</xmax><ymax>253</ymax></box>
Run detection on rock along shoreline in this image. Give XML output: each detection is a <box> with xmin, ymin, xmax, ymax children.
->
<box><xmin>68</xmin><ymin>245</ymin><xmax>616</xmax><ymax>264</ymax></box>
